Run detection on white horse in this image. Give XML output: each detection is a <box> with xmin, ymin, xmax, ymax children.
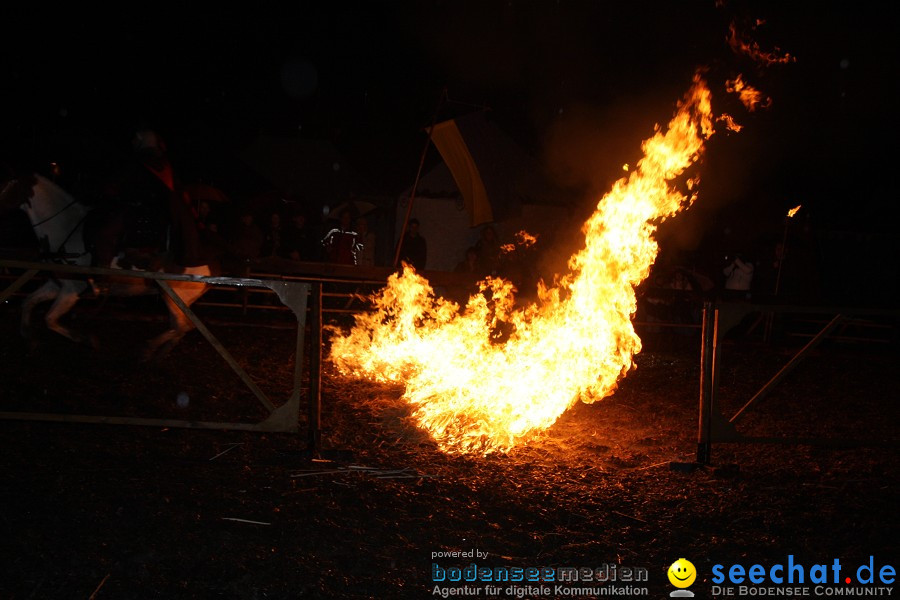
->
<box><xmin>0</xmin><ymin>173</ymin><xmax>210</xmax><ymax>358</ymax></box>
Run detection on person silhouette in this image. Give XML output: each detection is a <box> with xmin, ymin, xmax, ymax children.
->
<box><xmin>475</xmin><ymin>224</ymin><xmax>501</xmax><ymax>277</ymax></box>
<box><xmin>398</xmin><ymin>218</ymin><xmax>427</xmax><ymax>271</ymax></box>
<box><xmin>322</xmin><ymin>209</ymin><xmax>360</xmax><ymax>265</ymax></box>
<box><xmin>723</xmin><ymin>252</ymin><xmax>754</xmax><ymax>301</ymax></box>
<box><xmin>89</xmin><ymin>128</ymin><xmax>202</xmax><ymax>273</ymax></box>
<box><xmin>282</xmin><ymin>209</ymin><xmax>316</xmax><ymax>261</ymax></box>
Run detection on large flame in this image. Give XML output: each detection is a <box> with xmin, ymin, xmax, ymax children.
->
<box><xmin>330</xmin><ymin>74</ymin><xmax>717</xmax><ymax>455</ymax></box>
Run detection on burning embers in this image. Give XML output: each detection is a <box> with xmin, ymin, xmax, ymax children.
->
<box><xmin>330</xmin><ymin>75</ymin><xmax>722</xmax><ymax>455</ymax></box>
<box><xmin>726</xmin><ymin>75</ymin><xmax>771</xmax><ymax>112</ymax></box>
<box><xmin>500</xmin><ymin>230</ymin><xmax>539</xmax><ymax>254</ymax></box>
<box><xmin>727</xmin><ymin>20</ymin><xmax>796</xmax><ymax>67</ymax></box>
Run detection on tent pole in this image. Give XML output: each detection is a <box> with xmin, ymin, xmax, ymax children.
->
<box><xmin>393</xmin><ymin>86</ymin><xmax>447</xmax><ymax>268</ymax></box>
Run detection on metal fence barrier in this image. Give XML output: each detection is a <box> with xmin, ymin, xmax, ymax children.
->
<box><xmin>694</xmin><ymin>301</ymin><xmax>899</xmax><ymax>466</ymax></box>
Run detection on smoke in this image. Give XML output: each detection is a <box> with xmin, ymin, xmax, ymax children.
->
<box><xmin>403</xmin><ymin>1</ymin><xmax>779</xmax><ymax>256</ymax></box>
<box><xmin>404</xmin><ymin>2</ymin><xmax>722</xmax><ymax>122</ymax></box>
<box><xmin>540</xmin><ymin>91</ymin><xmax>684</xmax><ymax>198</ymax></box>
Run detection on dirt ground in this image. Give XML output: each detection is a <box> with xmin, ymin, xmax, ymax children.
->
<box><xmin>0</xmin><ymin>297</ymin><xmax>898</xmax><ymax>599</ymax></box>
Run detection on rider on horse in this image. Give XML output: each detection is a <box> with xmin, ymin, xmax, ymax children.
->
<box><xmin>87</xmin><ymin>129</ymin><xmax>203</xmax><ymax>276</ymax></box>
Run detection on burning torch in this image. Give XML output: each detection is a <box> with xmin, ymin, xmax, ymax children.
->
<box><xmin>774</xmin><ymin>204</ymin><xmax>802</xmax><ymax>295</ymax></box>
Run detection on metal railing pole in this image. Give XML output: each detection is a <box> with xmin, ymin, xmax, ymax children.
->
<box><xmin>697</xmin><ymin>302</ymin><xmax>715</xmax><ymax>464</ymax></box>
<box><xmin>308</xmin><ymin>282</ymin><xmax>323</xmax><ymax>455</ymax></box>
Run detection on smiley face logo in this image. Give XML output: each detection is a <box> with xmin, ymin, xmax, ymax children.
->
<box><xmin>667</xmin><ymin>558</ymin><xmax>697</xmax><ymax>588</ymax></box>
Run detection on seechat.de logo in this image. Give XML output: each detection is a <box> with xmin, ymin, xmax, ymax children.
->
<box><xmin>711</xmin><ymin>555</ymin><xmax>896</xmax><ymax>586</ymax></box>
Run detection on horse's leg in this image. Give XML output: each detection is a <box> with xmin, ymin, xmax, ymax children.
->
<box><xmin>144</xmin><ymin>281</ymin><xmax>208</xmax><ymax>361</ymax></box>
<box><xmin>168</xmin><ymin>279</ymin><xmax>209</xmax><ymax>312</ymax></box>
<box><xmin>20</xmin><ymin>280</ymin><xmax>61</xmax><ymax>345</ymax></box>
<box><xmin>43</xmin><ymin>280</ymin><xmax>94</xmax><ymax>346</ymax></box>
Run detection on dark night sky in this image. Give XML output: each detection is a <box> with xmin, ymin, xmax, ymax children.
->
<box><xmin>2</xmin><ymin>1</ymin><xmax>898</xmax><ymax>246</ymax></box>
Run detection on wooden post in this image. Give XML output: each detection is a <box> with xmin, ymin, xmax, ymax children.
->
<box><xmin>393</xmin><ymin>86</ymin><xmax>446</xmax><ymax>268</ymax></box>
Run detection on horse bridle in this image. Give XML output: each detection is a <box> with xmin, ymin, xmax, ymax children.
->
<box><xmin>30</xmin><ymin>197</ymin><xmax>81</xmax><ymax>228</ymax></box>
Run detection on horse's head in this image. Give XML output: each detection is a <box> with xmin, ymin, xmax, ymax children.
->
<box><xmin>3</xmin><ymin>173</ymin><xmax>90</xmax><ymax>260</ymax></box>
<box><xmin>0</xmin><ymin>172</ymin><xmax>39</xmax><ymax>213</ymax></box>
